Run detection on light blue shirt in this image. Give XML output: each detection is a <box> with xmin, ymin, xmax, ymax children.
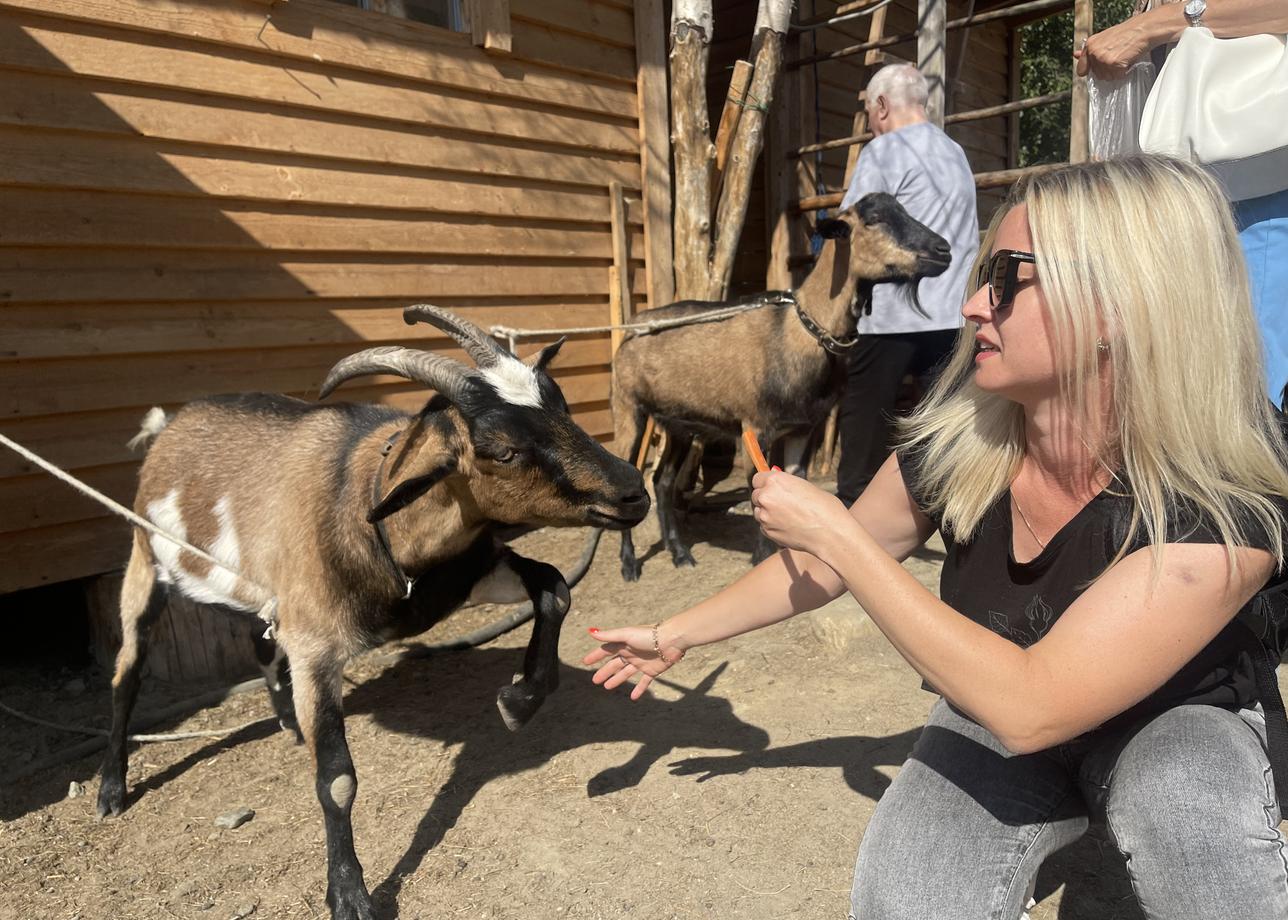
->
<box><xmin>840</xmin><ymin>121</ymin><xmax>978</xmax><ymax>335</ymax></box>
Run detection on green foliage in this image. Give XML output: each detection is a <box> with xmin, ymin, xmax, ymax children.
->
<box><xmin>1018</xmin><ymin>0</ymin><xmax>1137</xmax><ymax>166</ymax></box>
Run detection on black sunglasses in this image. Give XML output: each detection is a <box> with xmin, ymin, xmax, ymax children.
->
<box><xmin>976</xmin><ymin>249</ymin><xmax>1037</xmax><ymax>309</ymax></box>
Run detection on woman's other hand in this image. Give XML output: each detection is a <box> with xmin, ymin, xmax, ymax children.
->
<box><xmin>1075</xmin><ymin>14</ymin><xmax>1159</xmax><ymax>79</ymax></box>
<box><xmin>750</xmin><ymin>469</ymin><xmax>856</xmax><ymax>559</ymax></box>
<box><xmin>583</xmin><ymin>625</ymin><xmax>686</xmax><ymax>700</ymax></box>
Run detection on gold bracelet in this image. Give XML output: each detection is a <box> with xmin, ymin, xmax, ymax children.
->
<box><xmin>651</xmin><ymin>622</ymin><xmax>681</xmax><ymax>666</ymax></box>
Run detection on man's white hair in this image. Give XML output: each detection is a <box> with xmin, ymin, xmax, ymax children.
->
<box><xmin>866</xmin><ymin>63</ymin><xmax>929</xmax><ymax>110</ymax></box>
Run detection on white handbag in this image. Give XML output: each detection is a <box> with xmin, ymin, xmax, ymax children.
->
<box><xmin>1139</xmin><ymin>26</ymin><xmax>1288</xmax><ymax>201</ymax></box>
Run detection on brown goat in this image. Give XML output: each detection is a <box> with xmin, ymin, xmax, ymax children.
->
<box><xmin>611</xmin><ymin>192</ymin><xmax>950</xmax><ymax>579</ymax></box>
<box><xmin>96</xmin><ymin>306</ymin><xmax>648</xmax><ymax>920</ymax></box>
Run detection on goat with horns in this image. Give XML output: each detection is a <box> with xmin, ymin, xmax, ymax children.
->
<box><xmin>611</xmin><ymin>192</ymin><xmax>951</xmax><ymax>579</ymax></box>
<box><xmin>95</xmin><ymin>305</ymin><xmax>649</xmax><ymax>920</ymax></box>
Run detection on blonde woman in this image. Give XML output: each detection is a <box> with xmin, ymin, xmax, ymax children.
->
<box><xmin>585</xmin><ymin>156</ymin><xmax>1288</xmax><ymax>918</ymax></box>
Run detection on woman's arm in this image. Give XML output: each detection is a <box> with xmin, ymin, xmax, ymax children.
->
<box><xmin>793</xmin><ymin>496</ymin><xmax>1276</xmax><ymax>753</ymax></box>
<box><xmin>1076</xmin><ymin>0</ymin><xmax>1288</xmax><ymax>79</ymax></box>
<box><xmin>584</xmin><ymin>453</ymin><xmax>934</xmax><ymax>698</ymax></box>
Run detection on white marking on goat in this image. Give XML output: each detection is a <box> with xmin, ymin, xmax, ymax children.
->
<box><xmin>147</xmin><ymin>491</ymin><xmax>254</xmax><ymax>612</ymax></box>
<box><xmin>481</xmin><ymin>356</ymin><xmax>542</xmax><ymax>408</ymax></box>
<box><xmin>329</xmin><ymin>774</ymin><xmax>356</xmax><ymax>811</ymax></box>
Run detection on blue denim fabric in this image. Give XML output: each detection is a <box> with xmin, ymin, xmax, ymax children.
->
<box><xmin>849</xmin><ymin>699</ymin><xmax>1288</xmax><ymax>920</ymax></box>
<box><xmin>1235</xmin><ymin>188</ymin><xmax>1288</xmax><ymax>404</ymax></box>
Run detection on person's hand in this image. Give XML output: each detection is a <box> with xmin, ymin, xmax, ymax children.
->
<box><xmin>1075</xmin><ymin>14</ymin><xmax>1160</xmax><ymax>79</ymax></box>
<box><xmin>750</xmin><ymin>469</ymin><xmax>855</xmax><ymax>559</ymax></box>
<box><xmin>583</xmin><ymin>625</ymin><xmax>685</xmax><ymax>700</ymax></box>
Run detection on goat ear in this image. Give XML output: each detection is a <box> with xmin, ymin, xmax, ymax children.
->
<box><xmin>816</xmin><ymin>218</ymin><xmax>851</xmax><ymax>240</ymax></box>
<box><xmin>524</xmin><ymin>336</ymin><xmax>566</xmax><ymax>371</ymax></box>
<box><xmin>367</xmin><ymin>458</ymin><xmax>457</xmax><ymax>523</ymax></box>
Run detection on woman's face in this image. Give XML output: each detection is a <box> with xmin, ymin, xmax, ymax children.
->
<box><xmin>962</xmin><ymin>204</ymin><xmax>1059</xmax><ymax>401</ymax></box>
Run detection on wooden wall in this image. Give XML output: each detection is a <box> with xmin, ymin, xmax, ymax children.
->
<box><xmin>0</xmin><ymin>0</ymin><xmax>646</xmax><ymax>593</ymax></box>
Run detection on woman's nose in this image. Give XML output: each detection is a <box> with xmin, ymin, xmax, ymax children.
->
<box><xmin>961</xmin><ymin>282</ymin><xmax>992</xmax><ymax>323</ymax></box>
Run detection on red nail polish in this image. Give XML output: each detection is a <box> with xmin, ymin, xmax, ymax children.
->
<box><xmin>771</xmin><ymin>465</ymin><xmax>782</xmax><ymax>472</ymax></box>
<box><xmin>588</xmin><ymin>627</ymin><xmax>600</xmax><ymax>634</ymax></box>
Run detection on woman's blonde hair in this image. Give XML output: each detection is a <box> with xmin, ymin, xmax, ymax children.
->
<box><xmin>899</xmin><ymin>155</ymin><xmax>1288</xmax><ymax>568</ymax></box>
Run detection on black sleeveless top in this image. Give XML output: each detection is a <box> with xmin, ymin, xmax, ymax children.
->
<box><xmin>897</xmin><ymin>447</ymin><xmax>1287</xmax><ymax>736</ymax></box>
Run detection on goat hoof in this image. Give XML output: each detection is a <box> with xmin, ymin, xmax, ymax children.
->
<box><xmin>279</xmin><ymin>718</ymin><xmax>304</xmax><ymax>744</ymax></box>
<box><xmin>496</xmin><ymin>682</ymin><xmax>543</xmax><ymax>732</ymax></box>
<box><xmin>621</xmin><ymin>560</ymin><xmax>642</xmax><ymax>582</ymax></box>
<box><xmin>671</xmin><ymin>551</ymin><xmax>697</xmax><ymax>568</ymax></box>
<box><xmin>326</xmin><ymin>884</ymin><xmax>377</xmax><ymax>920</ymax></box>
<box><xmin>95</xmin><ymin>781</ymin><xmax>125</xmax><ymax>819</ymax></box>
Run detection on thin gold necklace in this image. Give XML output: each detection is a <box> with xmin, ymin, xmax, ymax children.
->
<box><xmin>1012</xmin><ymin>492</ymin><xmax>1047</xmax><ymax>549</ymax></box>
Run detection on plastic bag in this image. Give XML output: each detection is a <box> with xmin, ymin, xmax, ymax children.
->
<box><xmin>1088</xmin><ymin>61</ymin><xmax>1156</xmax><ymax>159</ymax></box>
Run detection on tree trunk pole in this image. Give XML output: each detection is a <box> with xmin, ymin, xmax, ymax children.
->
<box><xmin>917</xmin><ymin>0</ymin><xmax>946</xmax><ymax>127</ymax></box>
<box><xmin>708</xmin><ymin>0</ymin><xmax>795</xmax><ymax>300</ymax></box>
<box><xmin>670</xmin><ymin>0</ymin><xmax>715</xmax><ymax>300</ymax></box>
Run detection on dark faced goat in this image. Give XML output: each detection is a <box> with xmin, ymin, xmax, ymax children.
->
<box><xmin>611</xmin><ymin>192</ymin><xmax>950</xmax><ymax>580</ymax></box>
<box><xmin>96</xmin><ymin>305</ymin><xmax>648</xmax><ymax>920</ymax></box>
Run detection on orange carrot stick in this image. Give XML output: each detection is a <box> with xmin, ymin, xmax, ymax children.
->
<box><xmin>741</xmin><ymin>428</ymin><xmax>769</xmax><ymax>473</ymax></box>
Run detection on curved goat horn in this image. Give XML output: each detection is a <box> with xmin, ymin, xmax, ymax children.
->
<box><xmin>403</xmin><ymin>304</ymin><xmax>507</xmax><ymax>368</ymax></box>
<box><xmin>319</xmin><ymin>345</ymin><xmax>474</xmax><ymax>404</ymax></box>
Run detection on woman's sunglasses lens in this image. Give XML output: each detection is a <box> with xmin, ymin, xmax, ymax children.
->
<box><xmin>989</xmin><ymin>253</ymin><xmax>1009</xmax><ymax>305</ymax></box>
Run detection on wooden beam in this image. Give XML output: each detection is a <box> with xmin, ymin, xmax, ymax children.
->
<box><xmin>711</xmin><ymin>59</ymin><xmax>754</xmax><ymax>212</ymax></box>
<box><xmin>708</xmin><ymin>0</ymin><xmax>792</xmax><ymax>300</ymax></box>
<box><xmin>470</xmin><ymin>0</ymin><xmax>512</xmax><ymax>54</ymax></box>
<box><xmin>669</xmin><ymin>0</ymin><xmax>715</xmax><ymax>300</ymax></box>
<box><xmin>1069</xmin><ymin>0</ymin><xmax>1092</xmax><ymax>163</ymax></box>
<box><xmin>633</xmin><ymin>0</ymin><xmax>675</xmax><ymax>308</ymax></box>
<box><xmin>608</xmin><ymin>181</ymin><xmax>633</xmax><ymax>356</ymax></box>
<box><xmin>918</xmin><ymin>0</ymin><xmax>947</xmax><ymax>126</ymax></box>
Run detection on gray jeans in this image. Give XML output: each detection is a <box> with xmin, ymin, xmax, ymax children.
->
<box><xmin>850</xmin><ymin>699</ymin><xmax>1288</xmax><ymax>919</ymax></box>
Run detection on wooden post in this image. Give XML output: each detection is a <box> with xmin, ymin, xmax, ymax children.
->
<box><xmin>670</xmin><ymin>0</ymin><xmax>715</xmax><ymax>300</ymax></box>
<box><xmin>843</xmin><ymin>1</ymin><xmax>891</xmax><ymax>185</ymax></box>
<box><xmin>766</xmin><ymin>22</ymin><xmax>799</xmax><ymax>291</ymax></box>
<box><xmin>634</xmin><ymin>0</ymin><xmax>675</xmax><ymax>309</ymax></box>
<box><xmin>608</xmin><ymin>182</ymin><xmax>633</xmax><ymax>356</ymax></box>
<box><xmin>1069</xmin><ymin>0</ymin><xmax>1093</xmax><ymax>163</ymax></box>
<box><xmin>708</xmin><ymin>0</ymin><xmax>794</xmax><ymax>300</ymax></box>
<box><xmin>917</xmin><ymin>0</ymin><xmax>946</xmax><ymax>127</ymax></box>
<box><xmin>711</xmin><ymin>59</ymin><xmax>754</xmax><ymax>215</ymax></box>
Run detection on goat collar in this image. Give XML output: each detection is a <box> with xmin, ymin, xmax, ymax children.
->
<box><xmin>372</xmin><ymin>428</ymin><xmax>417</xmax><ymax>600</ymax></box>
<box><xmin>792</xmin><ymin>291</ymin><xmax>865</xmax><ymax>355</ymax></box>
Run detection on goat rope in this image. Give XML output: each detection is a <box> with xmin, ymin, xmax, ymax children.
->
<box><xmin>0</xmin><ymin>432</ymin><xmax>280</xmax><ymax>630</ymax></box>
<box><xmin>488</xmin><ymin>296</ymin><xmax>790</xmax><ymax>347</ymax></box>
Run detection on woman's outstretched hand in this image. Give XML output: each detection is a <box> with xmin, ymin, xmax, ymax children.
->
<box><xmin>750</xmin><ymin>469</ymin><xmax>854</xmax><ymax>560</ymax></box>
<box><xmin>1075</xmin><ymin>15</ymin><xmax>1158</xmax><ymax>80</ymax></box>
<box><xmin>583</xmin><ymin>625</ymin><xmax>686</xmax><ymax>700</ymax></box>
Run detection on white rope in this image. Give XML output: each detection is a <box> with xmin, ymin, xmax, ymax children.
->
<box><xmin>488</xmin><ymin>297</ymin><xmax>788</xmax><ymax>343</ymax></box>
<box><xmin>0</xmin><ymin>699</ymin><xmax>272</xmax><ymax>743</ymax></box>
<box><xmin>0</xmin><ymin>432</ymin><xmax>279</xmax><ymax>627</ymax></box>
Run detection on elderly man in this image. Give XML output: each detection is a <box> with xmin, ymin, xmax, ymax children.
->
<box><xmin>835</xmin><ymin>63</ymin><xmax>978</xmax><ymax>506</ymax></box>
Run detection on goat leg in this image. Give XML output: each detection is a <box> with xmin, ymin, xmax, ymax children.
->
<box><xmin>97</xmin><ymin>540</ymin><xmax>166</xmax><ymax>819</ymax></box>
<box><xmin>495</xmin><ymin>552</ymin><xmax>571</xmax><ymax>731</ymax></box>
<box><xmin>290</xmin><ymin>648</ymin><xmax>376</xmax><ymax>920</ymax></box>
<box><xmin>654</xmin><ymin>431</ymin><xmax>697</xmax><ymax>569</ymax></box>
<box><xmin>252</xmin><ymin>631</ymin><xmax>302</xmax><ymax>743</ymax></box>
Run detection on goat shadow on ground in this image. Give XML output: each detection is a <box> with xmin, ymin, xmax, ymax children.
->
<box><xmin>672</xmin><ymin>737</ymin><xmax>1141</xmax><ymax>920</ymax></box>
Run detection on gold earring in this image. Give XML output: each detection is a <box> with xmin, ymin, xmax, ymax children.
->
<box><xmin>1096</xmin><ymin>338</ymin><xmax>1110</xmax><ymax>353</ymax></box>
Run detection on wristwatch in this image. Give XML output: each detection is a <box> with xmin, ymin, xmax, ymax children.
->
<box><xmin>1183</xmin><ymin>0</ymin><xmax>1206</xmax><ymax>28</ymax></box>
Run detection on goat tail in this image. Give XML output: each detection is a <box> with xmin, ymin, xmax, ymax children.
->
<box><xmin>127</xmin><ymin>407</ymin><xmax>171</xmax><ymax>452</ymax></box>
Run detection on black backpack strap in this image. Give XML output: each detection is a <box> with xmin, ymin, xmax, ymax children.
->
<box><xmin>1238</xmin><ymin>584</ymin><xmax>1288</xmax><ymax>813</ymax></box>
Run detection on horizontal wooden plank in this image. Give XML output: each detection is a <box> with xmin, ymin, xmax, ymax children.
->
<box><xmin>505</xmin><ymin>16</ymin><xmax>636</xmax><ymax>82</ymax></box>
<box><xmin>0</xmin><ymin>515</ymin><xmax>130</xmax><ymax>593</ymax></box>
<box><xmin>0</xmin><ymin>297</ymin><xmax>621</xmax><ymax>361</ymax></box>
<box><xmin>0</xmin><ymin>0</ymin><xmax>638</xmax><ymax>115</ymax></box>
<box><xmin>0</xmin><ymin>338</ymin><xmax>615</xmax><ymax>418</ymax></box>
<box><xmin>0</xmin><ymin>248</ymin><xmax>646</xmax><ymax>305</ymax></box>
<box><xmin>3</xmin><ymin>19</ymin><xmax>638</xmax><ymax>154</ymax></box>
<box><xmin>0</xmin><ymin>72</ymin><xmax>641</xmax><ymax>191</ymax></box>
<box><xmin>0</xmin><ymin>129</ymin><xmax>645</xmax><ymax>224</ymax></box>
<box><xmin>511</xmin><ymin>0</ymin><xmax>635</xmax><ymax>48</ymax></box>
<box><xmin>0</xmin><ymin>189</ymin><xmax>645</xmax><ymax>258</ymax></box>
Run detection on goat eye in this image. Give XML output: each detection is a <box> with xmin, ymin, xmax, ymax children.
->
<box><xmin>496</xmin><ymin>447</ymin><xmax>517</xmax><ymax>463</ymax></box>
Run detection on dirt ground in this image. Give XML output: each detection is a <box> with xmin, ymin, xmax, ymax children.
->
<box><xmin>0</xmin><ymin>478</ymin><xmax>1267</xmax><ymax>920</ymax></box>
